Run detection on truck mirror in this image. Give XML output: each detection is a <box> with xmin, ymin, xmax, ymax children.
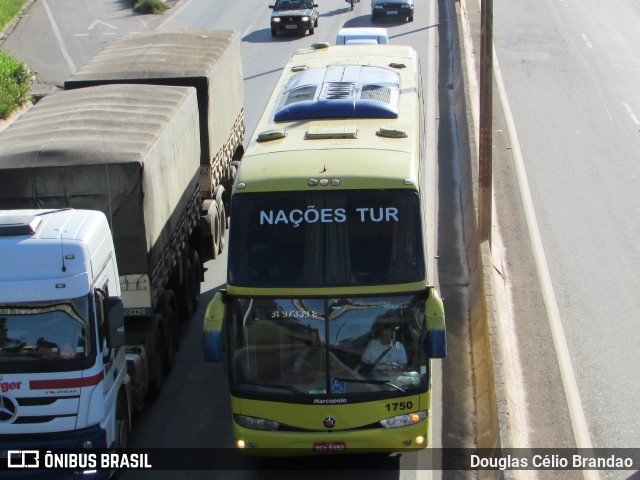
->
<box><xmin>425</xmin><ymin>288</ymin><xmax>447</xmax><ymax>358</ymax></box>
<box><xmin>203</xmin><ymin>290</ymin><xmax>226</xmax><ymax>362</ymax></box>
<box><xmin>104</xmin><ymin>297</ymin><xmax>125</xmax><ymax>349</ymax></box>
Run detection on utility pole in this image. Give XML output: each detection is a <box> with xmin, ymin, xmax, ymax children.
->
<box><xmin>478</xmin><ymin>0</ymin><xmax>493</xmax><ymax>244</ymax></box>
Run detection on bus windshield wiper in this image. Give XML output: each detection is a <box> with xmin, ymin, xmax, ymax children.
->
<box><xmin>333</xmin><ymin>377</ymin><xmax>406</xmax><ymax>393</ymax></box>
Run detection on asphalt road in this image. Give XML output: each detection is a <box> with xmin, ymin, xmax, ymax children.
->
<box><xmin>489</xmin><ymin>0</ymin><xmax>640</xmax><ymax>475</ymax></box>
<box><xmin>2</xmin><ymin>0</ymin><xmax>479</xmax><ymax>478</ymax></box>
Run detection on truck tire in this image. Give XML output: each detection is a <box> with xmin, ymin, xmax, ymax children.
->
<box><xmin>147</xmin><ymin>330</ymin><xmax>166</xmax><ymax>401</ymax></box>
<box><xmin>211</xmin><ymin>202</ymin><xmax>220</xmax><ymax>259</ymax></box>
<box><xmin>176</xmin><ymin>255</ymin><xmax>195</xmax><ymax>321</ymax></box>
<box><xmin>190</xmin><ymin>249</ymin><xmax>202</xmax><ymax>310</ymax></box>
<box><xmin>159</xmin><ymin>291</ymin><xmax>178</xmax><ymax>367</ymax></box>
<box><xmin>218</xmin><ymin>206</ymin><xmax>226</xmax><ymax>254</ymax></box>
<box><xmin>115</xmin><ymin>391</ymin><xmax>129</xmax><ymax>449</ymax></box>
<box><xmin>224</xmin><ymin>164</ymin><xmax>237</xmax><ymax>222</ymax></box>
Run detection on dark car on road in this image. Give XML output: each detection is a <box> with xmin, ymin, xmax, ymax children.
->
<box><xmin>371</xmin><ymin>0</ymin><xmax>414</xmax><ymax>22</ymax></box>
<box><xmin>269</xmin><ymin>0</ymin><xmax>319</xmax><ymax>37</ymax></box>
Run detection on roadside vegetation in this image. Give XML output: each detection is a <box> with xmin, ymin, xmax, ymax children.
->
<box><xmin>131</xmin><ymin>0</ymin><xmax>167</xmax><ymax>14</ymax></box>
<box><xmin>0</xmin><ymin>0</ymin><xmax>26</xmax><ymax>32</ymax></box>
<box><xmin>1</xmin><ymin>0</ymin><xmax>32</xmax><ymax>120</ymax></box>
<box><xmin>0</xmin><ymin>49</ymin><xmax>33</xmax><ymax>119</ymax></box>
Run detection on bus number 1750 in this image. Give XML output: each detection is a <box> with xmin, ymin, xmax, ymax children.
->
<box><xmin>385</xmin><ymin>401</ymin><xmax>413</xmax><ymax>411</ymax></box>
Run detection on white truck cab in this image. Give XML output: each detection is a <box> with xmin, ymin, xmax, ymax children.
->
<box><xmin>0</xmin><ymin>209</ymin><xmax>127</xmax><ymax>478</ymax></box>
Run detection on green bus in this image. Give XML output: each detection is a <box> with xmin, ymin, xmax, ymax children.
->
<box><xmin>204</xmin><ymin>43</ymin><xmax>446</xmax><ymax>455</ymax></box>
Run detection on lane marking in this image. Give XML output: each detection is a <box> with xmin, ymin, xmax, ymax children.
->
<box><xmin>492</xmin><ymin>48</ymin><xmax>599</xmax><ymax>480</ymax></box>
<box><xmin>623</xmin><ymin>102</ymin><xmax>640</xmax><ymax>126</ymax></box>
<box><xmin>581</xmin><ymin>33</ymin><xmax>593</xmax><ymax>48</ymax></box>
<box><xmin>42</xmin><ymin>0</ymin><xmax>76</xmax><ymax>74</ymax></box>
<box><xmin>87</xmin><ymin>20</ymin><xmax>116</xmax><ymax>30</ymax></box>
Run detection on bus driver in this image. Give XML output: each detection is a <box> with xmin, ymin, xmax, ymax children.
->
<box><xmin>358</xmin><ymin>316</ymin><xmax>407</xmax><ymax>371</ymax></box>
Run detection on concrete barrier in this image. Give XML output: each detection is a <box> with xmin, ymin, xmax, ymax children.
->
<box><xmin>451</xmin><ymin>0</ymin><xmax>515</xmax><ymax>475</ymax></box>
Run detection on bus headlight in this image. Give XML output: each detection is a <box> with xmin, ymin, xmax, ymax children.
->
<box><xmin>235</xmin><ymin>414</ymin><xmax>280</xmax><ymax>431</ymax></box>
<box><xmin>380</xmin><ymin>410</ymin><xmax>427</xmax><ymax>428</ymax></box>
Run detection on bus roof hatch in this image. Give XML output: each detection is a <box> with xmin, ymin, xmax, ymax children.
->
<box><xmin>274</xmin><ymin>65</ymin><xmax>400</xmax><ymax>122</ymax></box>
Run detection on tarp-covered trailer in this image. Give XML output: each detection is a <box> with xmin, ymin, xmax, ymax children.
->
<box><xmin>65</xmin><ymin>29</ymin><xmax>245</xmax><ymax>259</ymax></box>
<box><xmin>0</xmin><ymin>84</ymin><xmax>204</xmax><ymax>405</ymax></box>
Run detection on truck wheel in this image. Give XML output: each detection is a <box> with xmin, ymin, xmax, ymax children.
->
<box><xmin>314</xmin><ymin>18</ymin><xmax>318</xmax><ymax>27</ymax></box>
<box><xmin>115</xmin><ymin>392</ymin><xmax>129</xmax><ymax>449</ymax></box>
<box><xmin>190</xmin><ymin>249</ymin><xmax>202</xmax><ymax>310</ymax></box>
<box><xmin>147</xmin><ymin>331</ymin><xmax>166</xmax><ymax>401</ymax></box>
<box><xmin>176</xmin><ymin>256</ymin><xmax>195</xmax><ymax>321</ymax></box>
<box><xmin>211</xmin><ymin>202</ymin><xmax>220</xmax><ymax>260</ymax></box>
<box><xmin>159</xmin><ymin>291</ymin><xmax>178</xmax><ymax>366</ymax></box>
<box><xmin>309</xmin><ymin>26</ymin><xmax>315</xmax><ymax>35</ymax></box>
<box><xmin>271</xmin><ymin>27</ymin><xmax>277</xmax><ymax>37</ymax></box>
<box><xmin>218</xmin><ymin>206</ymin><xmax>226</xmax><ymax>254</ymax></box>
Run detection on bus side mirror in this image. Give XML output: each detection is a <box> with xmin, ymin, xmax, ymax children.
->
<box><xmin>104</xmin><ymin>297</ymin><xmax>125</xmax><ymax>349</ymax></box>
<box><xmin>203</xmin><ymin>291</ymin><xmax>226</xmax><ymax>362</ymax></box>
<box><xmin>425</xmin><ymin>288</ymin><xmax>447</xmax><ymax>358</ymax></box>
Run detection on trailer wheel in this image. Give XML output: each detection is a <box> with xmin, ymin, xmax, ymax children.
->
<box><xmin>190</xmin><ymin>249</ymin><xmax>202</xmax><ymax>310</ymax></box>
<box><xmin>218</xmin><ymin>206</ymin><xmax>226</xmax><ymax>254</ymax></box>
<box><xmin>159</xmin><ymin>291</ymin><xmax>178</xmax><ymax>367</ymax></box>
<box><xmin>115</xmin><ymin>392</ymin><xmax>129</xmax><ymax>449</ymax></box>
<box><xmin>147</xmin><ymin>331</ymin><xmax>166</xmax><ymax>400</ymax></box>
<box><xmin>176</xmin><ymin>256</ymin><xmax>195</xmax><ymax>321</ymax></box>
<box><xmin>211</xmin><ymin>202</ymin><xmax>220</xmax><ymax>260</ymax></box>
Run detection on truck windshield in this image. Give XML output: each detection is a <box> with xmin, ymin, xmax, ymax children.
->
<box><xmin>228</xmin><ymin>295</ymin><xmax>428</xmax><ymax>398</ymax></box>
<box><xmin>0</xmin><ymin>297</ymin><xmax>92</xmax><ymax>372</ymax></box>
<box><xmin>228</xmin><ymin>191</ymin><xmax>425</xmax><ymax>287</ymax></box>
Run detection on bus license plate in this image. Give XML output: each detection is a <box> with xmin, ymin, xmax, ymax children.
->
<box><xmin>387</xmin><ymin>10</ymin><xmax>398</xmax><ymax>14</ymax></box>
<box><xmin>314</xmin><ymin>442</ymin><xmax>346</xmax><ymax>452</ymax></box>
<box><xmin>285</xmin><ymin>25</ymin><xmax>298</xmax><ymax>29</ymax></box>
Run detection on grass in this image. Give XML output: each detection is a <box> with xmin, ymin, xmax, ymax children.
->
<box><xmin>0</xmin><ymin>49</ymin><xmax>33</xmax><ymax>119</ymax></box>
<box><xmin>0</xmin><ymin>0</ymin><xmax>28</xmax><ymax>33</ymax></box>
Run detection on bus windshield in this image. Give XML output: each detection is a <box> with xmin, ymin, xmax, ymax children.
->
<box><xmin>0</xmin><ymin>297</ymin><xmax>92</xmax><ymax>373</ymax></box>
<box><xmin>228</xmin><ymin>295</ymin><xmax>428</xmax><ymax>397</ymax></box>
<box><xmin>228</xmin><ymin>191</ymin><xmax>425</xmax><ymax>287</ymax></box>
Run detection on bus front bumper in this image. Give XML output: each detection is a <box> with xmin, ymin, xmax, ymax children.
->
<box><xmin>232</xmin><ymin>422</ymin><xmax>429</xmax><ymax>456</ymax></box>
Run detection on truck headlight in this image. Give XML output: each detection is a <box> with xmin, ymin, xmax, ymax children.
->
<box><xmin>380</xmin><ymin>410</ymin><xmax>427</xmax><ymax>428</ymax></box>
<box><xmin>272</xmin><ymin>17</ymin><xmax>281</xmax><ymax>22</ymax></box>
<box><xmin>301</xmin><ymin>16</ymin><xmax>310</xmax><ymax>21</ymax></box>
<box><xmin>234</xmin><ymin>414</ymin><xmax>280</xmax><ymax>431</ymax></box>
